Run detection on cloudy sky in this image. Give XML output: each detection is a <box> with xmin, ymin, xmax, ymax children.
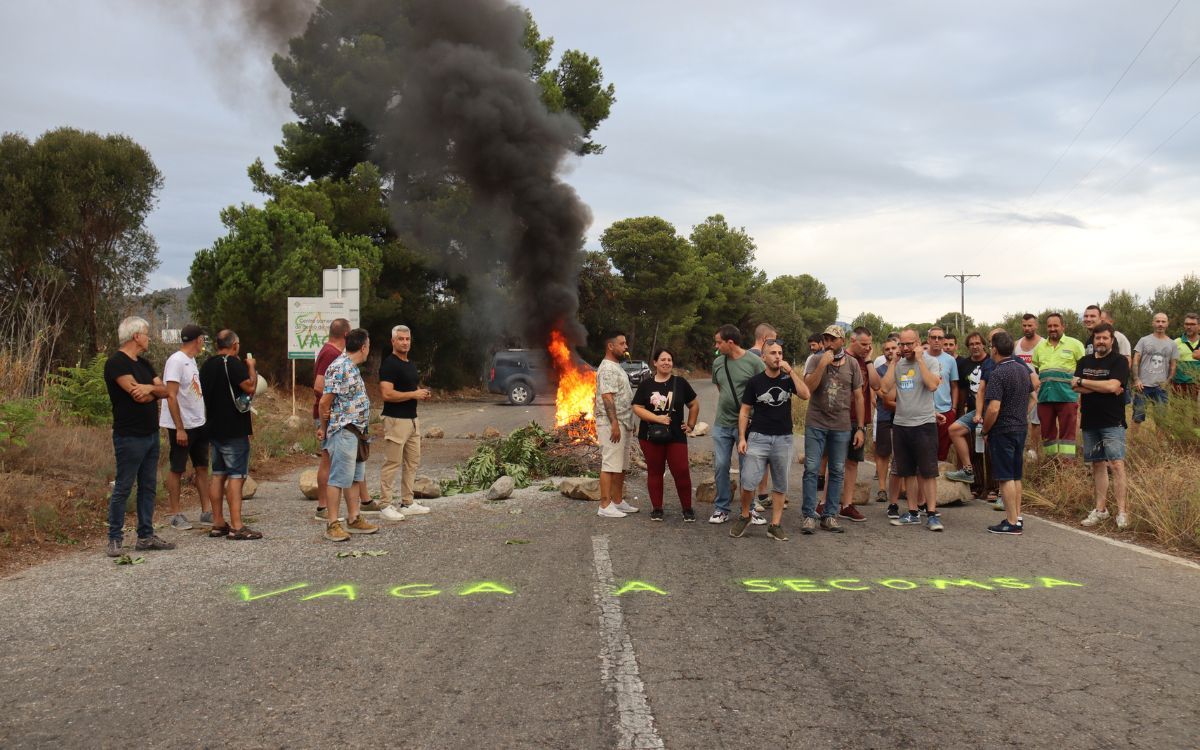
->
<box><xmin>3</xmin><ymin>0</ymin><xmax>1198</xmax><ymax>327</ymax></box>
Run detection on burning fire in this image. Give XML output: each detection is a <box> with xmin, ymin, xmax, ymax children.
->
<box><xmin>547</xmin><ymin>329</ymin><xmax>596</xmax><ymax>428</ymax></box>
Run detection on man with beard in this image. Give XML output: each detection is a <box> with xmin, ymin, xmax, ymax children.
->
<box><xmin>820</xmin><ymin>326</ymin><xmax>875</xmax><ymax>523</ymax></box>
<box><xmin>1014</xmin><ymin>314</ymin><xmax>1043</xmax><ymax>452</ymax></box>
<box><xmin>945</xmin><ymin>331</ymin><xmax>995</xmax><ymax>488</ymax></box>
<box><xmin>801</xmin><ymin>325</ymin><xmax>864</xmax><ymax>534</ymax></box>
<box><xmin>982</xmin><ymin>331</ymin><xmax>1033</xmax><ymax>535</ymax></box>
<box><xmin>1031</xmin><ymin>313</ymin><xmax>1085</xmax><ymax>460</ymax></box>
<box><xmin>1172</xmin><ymin>313</ymin><xmax>1200</xmax><ymax>399</ymax></box>
<box><xmin>1074</xmin><ymin>324</ymin><xmax>1131</xmax><ymax>529</ymax></box>
<box><xmin>925</xmin><ymin>326</ymin><xmax>959</xmax><ymax>463</ymax></box>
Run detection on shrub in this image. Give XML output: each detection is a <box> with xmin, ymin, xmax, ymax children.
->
<box><xmin>0</xmin><ymin>398</ymin><xmax>39</xmax><ymax>447</ymax></box>
<box><xmin>48</xmin><ymin>354</ymin><xmax>111</xmax><ymax>425</ymax></box>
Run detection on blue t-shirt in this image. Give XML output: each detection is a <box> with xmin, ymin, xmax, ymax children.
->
<box><xmin>875</xmin><ymin>363</ymin><xmax>894</xmax><ymax>422</ymax></box>
<box><xmin>932</xmin><ymin>352</ymin><xmax>958</xmax><ymax>412</ymax></box>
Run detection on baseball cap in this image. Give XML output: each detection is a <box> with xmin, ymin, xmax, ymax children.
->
<box><xmin>822</xmin><ymin>324</ymin><xmax>845</xmax><ymax>339</ymax></box>
<box><xmin>180</xmin><ymin>324</ymin><xmax>206</xmax><ymax>343</ymax></box>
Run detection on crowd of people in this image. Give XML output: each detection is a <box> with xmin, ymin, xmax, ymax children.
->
<box><xmin>102</xmin><ymin>317</ymin><xmax>432</xmax><ymax>556</ymax></box>
<box><xmin>592</xmin><ymin>308</ymin><xmax>1200</xmax><ymax>540</ymax></box>
<box><xmin>100</xmin><ymin>307</ymin><xmax>1198</xmax><ymax>555</ymax></box>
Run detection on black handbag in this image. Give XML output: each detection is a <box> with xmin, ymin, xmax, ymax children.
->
<box><xmin>645</xmin><ymin>377</ymin><xmax>677</xmax><ymax>443</ymax></box>
<box><xmin>345</xmin><ymin>423</ymin><xmax>371</xmax><ymax>462</ymax></box>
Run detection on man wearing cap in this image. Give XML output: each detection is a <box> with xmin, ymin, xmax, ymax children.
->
<box><xmin>800</xmin><ymin>325</ymin><xmax>864</xmax><ymax>534</ymax></box>
<box><xmin>159</xmin><ymin>324</ymin><xmax>213</xmax><ymax>530</ymax></box>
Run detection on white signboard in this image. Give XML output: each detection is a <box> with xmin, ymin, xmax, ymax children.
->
<box><xmin>287</xmin><ymin>267</ymin><xmax>362</xmax><ymax>360</ymax></box>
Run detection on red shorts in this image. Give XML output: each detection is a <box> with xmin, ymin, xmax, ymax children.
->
<box><xmin>936</xmin><ymin>408</ymin><xmax>956</xmax><ymax>461</ymax></box>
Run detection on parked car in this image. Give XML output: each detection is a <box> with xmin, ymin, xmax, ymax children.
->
<box><xmin>620</xmin><ymin>360</ymin><xmax>651</xmax><ymax>387</ymax></box>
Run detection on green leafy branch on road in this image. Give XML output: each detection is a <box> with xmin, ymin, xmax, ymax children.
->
<box><xmin>442</xmin><ymin>422</ymin><xmax>591</xmax><ymax>495</ymax></box>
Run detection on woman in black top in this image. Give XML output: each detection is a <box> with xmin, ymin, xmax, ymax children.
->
<box><xmin>631</xmin><ymin>348</ymin><xmax>699</xmax><ymax>522</ymax></box>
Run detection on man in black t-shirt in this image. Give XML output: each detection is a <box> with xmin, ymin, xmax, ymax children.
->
<box><xmin>1072</xmin><ymin>324</ymin><xmax>1131</xmax><ymax>531</ymax></box>
<box><xmin>103</xmin><ymin>316</ymin><xmax>174</xmax><ymax>557</ymax></box>
<box><xmin>199</xmin><ymin>330</ymin><xmax>261</xmax><ymax>540</ymax></box>
<box><xmin>378</xmin><ymin>325</ymin><xmax>432</xmax><ymax>520</ymax></box>
<box><xmin>730</xmin><ymin>341</ymin><xmax>811</xmax><ymax>541</ymax></box>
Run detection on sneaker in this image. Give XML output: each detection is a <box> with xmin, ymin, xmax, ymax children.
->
<box><xmin>801</xmin><ymin>516</ymin><xmax>817</xmax><ymax>535</ymax></box>
<box><xmin>890</xmin><ymin>511</ymin><xmax>921</xmax><ymax>526</ymax></box>
<box><xmin>1115</xmin><ymin>512</ymin><xmax>1130</xmax><ymax>530</ymax></box>
<box><xmin>380</xmin><ymin>505</ymin><xmax>406</xmax><ymax>521</ymax></box>
<box><xmin>749</xmin><ymin>510</ymin><xmax>768</xmax><ymax>526</ymax></box>
<box><xmin>105</xmin><ymin>538</ymin><xmax>123</xmax><ymax>557</ymax></box>
<box><xmin>821</xmin><ymin>516</ymin><xmax>844</xmax><ymax>533</ymax></box>
<box><xmin>991</xmin><ymin>498</ymin><xmax>1006</xmax><ymax>511</ymax></box>
<box><xmin>401</xmin><ymin>502</ymin><xmax>432</xmax><ymax>515</ymax></box>
<box><xmin>199</xmin><ymin>511</ymin><xmax>213</xmax><ymax>526</ymax></box>
<box><xmin>758</xmin><ymin>496</ymin><xmax>772</xmax><ymax>509</ymax></box>
<box><xmin>839</xmin><ymin>505</ymin><xmax>866</xmax><ymax>523</ymax></box>
<box><xmin>886</xmin><ymin>503</ymin><xmax>900</xmax><ymax>519</ymax></box>
<box><xmin>1081</xmin><ymin>508</ymin><xmax>1110</xmax><ymax>527</ymax></box>
<box><xmin>766</xmin><ymin>524</ymin><xmax>788</xmax><ymax>542</ymax></box>
<box><xmin>650</xmin><ymin>509</ymin><xmax>664</xmax><ymax>522</ymax></box>
<box><xmin>359</xmin><ymin>500</ymin><xmax>386</xmax><ymax>514</ymax></box>
<box><xmin>169</xmin><ymin>513</ymin><xmax>192</xmax><ymax>531</ymax></box>
<box><xmin>614</xmin><ymin>500</ymin><xmax>640</xmax><ymax>513</ymax></box>
<box><xmin>597</xmin><ymin>504</ymin><xmax>627</xmax><ymax>519</ymax></box>
<box><xmin>325</xmin><ymin>521</ymin><xmax>350</xmax><ymax>542</ymax></box>
<box><xmin>988</xmin><ymin>520</ymin><xmax>1022</xmax><ymax>535</ymax></box>
<box><xmin>875</xmin><ymin>490</ymin><xmax>889</xmax><ymax>503</ymax></box>
<box><xmin>945</xmin><ymin>468</ymin><xmax>974</xmax><ymax>484</ymax></box>
<box><xmin>682</xmin><ymin>509</ymin><xmax>696</xmax><ymax>523</ymax></box>
<box><xmin>917</xmin><ymin>503</ymin><xmax>928</xmax><ymax>516</ymax></box>
<box><xmin>135</xmin><ymin>535</ymin><xmax>176</xmax><ymax>551</ymax></box>
<box><xmin>753</xmin><ymin>501</ymin><xmax>766</xmax><ymax>513</ymax></box>
<box><xmin>314</xmin><ymin>507</ymin><xmax>329</xmax><ymax>522</ymax></box>
<box><xmin>927</xmin><ymin>514</ymin><xmax>944</xmax><ymax>532</ymax></box>
<box><xmin>729</xmin><ymin>514</ymin><xmax>751</xmax><ymax>538</ymax></box>
<box><xmin>708</xmin><ymin>510</ymin><xmax>729</xmax><ymax>524</ymax></box>
<box><xmin>345</xmin><ymin>516</ymin><xmax>379</xmax><ymax>534</ymax></box>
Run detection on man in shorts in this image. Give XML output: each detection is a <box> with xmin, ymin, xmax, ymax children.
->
<box><xmin>316</xmin><ymin>328</ymin><xmax>380</xmax><ymax>541</ymax></box>
<box><xmin>730</xmin><ymin>341</ymin><xmax>810</xmax><ymax>541</ymax></box>
<box><xmin>199</xmin><ymin>330</ymin><xmax>262</xmax><ymax>540</ymax></box>
<box><xmin>1074</xmin><ymin>324</ymin><xmax>1131</xmax><ymax>530</ymax></box>
<box><xmin>882</xmin><ymin>328</ymin><xmax>945</xmax><ymax>531</ymax></box>
<box><xmin>982</xmin><ymin>331</ymin><xmax>1032</xmax><ymax>535</ymax></box>
<box><xmin>312</xmin><ymin>318</ymin><xmax>349</xmax><ymax>522</ymax></box>
<box><xmin>1132</xmin><ymin>312</ymin><xmax>1178</xmax><ymax>426</ymax></box>
<box><xmin>873</xmin><ymin>338</ymin><xmax>901</xmax><ymax>511</ymax></box>
<box><xmin>159</xmin><ymin>324</ymin><xmax>212</xmax><ymax>530</ymax></box>
<box><xmin>926</xmin><ymin>326</ymin><xmax>959</xmax><ymax>462</ymax></box>
<box><xmin>596</xmin><ymin>331</ymin><xmax>640</xmax><ymax>518</ymax></box>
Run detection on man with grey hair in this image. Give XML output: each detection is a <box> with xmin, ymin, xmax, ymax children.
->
<box><xmin>378</xmin><ymin>324</ymin><xmax>432</xmax><ymax>521</ymax></box>
<box><xmin>103</xmin><ymin>316</ymin><xmax>175</xmax><ymax>556</ymax></box>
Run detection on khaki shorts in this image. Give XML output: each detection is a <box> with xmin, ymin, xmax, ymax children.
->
<box><xmin>599</xmin><ymin>423</ymin><xmax>631</xmax><ymax>472</ymax></box>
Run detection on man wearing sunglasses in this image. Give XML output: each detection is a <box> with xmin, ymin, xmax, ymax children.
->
<box><xmin>925</xmin><ymin>326</ymin><xmax>960</xmax><ymax>464</ymax></box>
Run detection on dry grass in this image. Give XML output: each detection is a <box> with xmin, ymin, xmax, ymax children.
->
<box><xmin>1025</xmin><ymin>399</ymin><xmax>1200</xmax><ymax>556</ymax></box>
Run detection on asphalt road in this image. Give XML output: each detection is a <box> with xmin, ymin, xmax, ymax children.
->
<box><xmin>1</xmin><ymin>379</ymin><xmax>1198</xmax><ymax>749</ymax></box>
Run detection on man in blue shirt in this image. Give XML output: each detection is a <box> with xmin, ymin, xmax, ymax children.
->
<box><xmin>926</xmin><ymin>326</ymin><xmax>959</xmax><ymax>463</ymax></box>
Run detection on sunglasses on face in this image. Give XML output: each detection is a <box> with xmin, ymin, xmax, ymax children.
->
<box><xmin>765</xmin><ymin>338</ymin><xmax>784</xmax><ymax>346</ymax></box>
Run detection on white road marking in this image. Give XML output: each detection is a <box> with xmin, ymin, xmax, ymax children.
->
<box><xmin>1028</xmin><ymin>515</ymin><xmax>1200</xmax><ymax>571</ymax></box>
<box><xmin>591</xmin><ymin>535</ymin><xmax>665</xmax><ymax>750</ymax></box>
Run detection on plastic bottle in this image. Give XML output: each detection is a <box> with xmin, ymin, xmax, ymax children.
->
<box><xmin>974</xmin><ymin>424</ymin><xmax>985</xmax><ymax>453</ymax></box>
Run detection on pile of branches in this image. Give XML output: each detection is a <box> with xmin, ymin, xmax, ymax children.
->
<box><xmin>442</xmin><ymin>421</ymin><xmax>596</xmax><ymax>495</ymax></box>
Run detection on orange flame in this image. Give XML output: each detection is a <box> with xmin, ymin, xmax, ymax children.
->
<box><xmin>548</xmin><ymin>329</ymin><xmax>596</xmax><ymax>427</ymax></box>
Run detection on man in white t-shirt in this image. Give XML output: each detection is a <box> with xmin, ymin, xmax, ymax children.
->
<box><xmin>159</xmin><ymin>324</ymin><xmax>212</xmax><ymax>530</ymax></box>
<box><xmin>1013</xmin><ymin>314</ymin><xmax>1043</xmax><ymax>452</ymax></box>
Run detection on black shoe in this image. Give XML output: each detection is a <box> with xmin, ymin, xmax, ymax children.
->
<box><xmin>135</xmin><ymin>535</ymin><xmax>176</xmax><ymax>551</ymax></box>
<box><xmin>682</xmin><ymin>509</ymin><xmax>696</xmax><ymax>523</ymax></box>
<box><xmin>650</xmin><ymin>509</ymin><xmax>664</xmax><ymax>522</ymax></box>
<box><xmin>886</xmin><ymin>503</ymin><xmax>900</xmax><ymax>519</ymax></box>
<box><xmin>105</xmin><ymin>539</ymin><xmax>123</xmax><ymax>557</ymax></box>
<box><xmin>917</xmin><ymin>503</ymin><xmax>928</xmax><ymax>516</ymax></box>
<box><xmin>988</xmin><ymin>520</ymin><xmax>1023</xmax><ymax>535</ymax></box>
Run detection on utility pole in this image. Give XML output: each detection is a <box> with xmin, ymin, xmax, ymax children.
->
<box><xmin>944</xmin><ymin>271</ymin><xmax>980</xmax><ymax>334</ymax></box>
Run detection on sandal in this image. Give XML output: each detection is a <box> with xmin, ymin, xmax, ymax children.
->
<box><xmin>208</xmin><ymin>524</ymin><xmax>231</xmax><ymax>538</ymax></box>
<box><xmin>227</xmin><ymin>527</ymin><xmax>263</xmax><ymax>540</ymax></box>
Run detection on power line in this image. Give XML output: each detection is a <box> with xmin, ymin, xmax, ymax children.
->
<box><xmin>944</xmin><ymin>272</ymin><xmax>980</xmax><ymax>335</ymax></box>
<box><xmin>1084</xmin><ymin>102</ymin><xmax>1200</xmax><ymax>209</ymax></box>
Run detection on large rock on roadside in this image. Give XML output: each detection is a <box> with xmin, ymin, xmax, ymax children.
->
<box><xmin>482</xmin><ymin>426</ymin><xmax>501</xmax><ymax>439</ymax></box>
<box><xmin>299</xmin><ymin>469</ymin><xmax>319</xmax><ymax>500</ymax></box>
<box><xmin>242</xmin><ymin>476</ymin><xmax>258</xmax><ymax>498</ymax></box>
<box><xmin>486</xmin><ymin>475</ymin><xmax>515</xmax><ymax>501</ymax></box>
<box><xmin>694</xmin><ymin>478</ymin><xmax>716</xmax><ymax>504</ymax></box>
<box><xmin>413</xmin><ymin>475</ymin><xmax>442</xmax><ymax>499</ymax></box>
<box><xmin>424</xmin><ymin>426</ymin><xmax>444</xmax><ymax>439</ymax></box>
<box><xmin>691</xmin><ymin>421</ymin><xmax>710</xmax><ymax>437</ymax></box>
<box><xmin>559</xmin><ymin>477</ymin><xmax>602</xmax><ymax>501</ymax></box>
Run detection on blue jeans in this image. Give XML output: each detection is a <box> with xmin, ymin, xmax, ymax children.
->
<box><xmin>1132</xmin><ymin>386</ymin><xmax>1168</xmax><ymax>423</ymax></box>
<box><xmin>109</xmin><ymin>432</ymin><xmax>160</xmax><ymax>541</ymax></box>
<box><xmin>711</xmin><ymin>424</ymin><xmax>745</xmax><ymax>515</ymax></box>
<box><xmin>802</xmin><ymin>426</ymin><xmax>851</xmax><ymax>518</ymax></box>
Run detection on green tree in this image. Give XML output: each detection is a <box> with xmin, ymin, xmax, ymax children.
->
<box><xmin>601</xmin><ymin>217</ymin><xmax>703</xmax><ymax>356</ymax></box>
<box><xmin>1100</xmin><ymin>289</ymin><xmax>1153</xmax><ymax>340</ymax></box>
<box><xmin>686</xmin><ymin>214</ymin><xmax>764</xmax><ymax>357</ymax></box>
<box><xmin>576</xmin><ymin>251</ymin><xmax>625</xmax><ymax>362</ymax></box>
<box><xmin>751</xmin><ymin>275</ymin><xmax>838</xmax><ymax>359</ymax></box>
<box><xmin>1148</xmin><ymin>274</ymin><xmax>1200</xmax><ymax>333</ymax></box>
<box><xmin>0</xmin><ymin>127</ymin><xmax>162</xmax><ymax>358</ymax></box>
<box><xmin>272</xmin><ymin>3</ymin><xmax>615</xmax><ymax>181</ymax></box>
<box><xmin>934</xmin><ymin>311</ymin><xmax>976</xmax><ymax>336</ymax></box>
<box><xmin>189</xmin><ymin>201</ymin><xmax>382</xmax><ymax>377</ymax></box>
<box><xmin>849</xmin><ymin>312</ymin><xmax>893</xmax><ymax>342</ymax></box>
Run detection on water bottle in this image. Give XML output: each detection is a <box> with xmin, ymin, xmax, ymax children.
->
<box><xmin>974</xmin><ymin>424</ymin><xmax>984</xmax><ymax>453</ymax></box>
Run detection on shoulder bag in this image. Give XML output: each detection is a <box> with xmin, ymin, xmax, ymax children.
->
<box><xmin>224</xmin><ymin>356</ymin><xmax>253</xmax><ymax>414</ymax></box>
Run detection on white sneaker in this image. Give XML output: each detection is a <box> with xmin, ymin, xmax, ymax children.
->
<box><xmin>749</xmin><ymin>510</ymin><xmax>768</xmax><ymax>526</ymax></box>
<box><xmin>1081</xmin><ymin>508</ymin><xmax>1110</xmax><ymax>527</ymax></box>
<box><xmin>1115</xmin><ymin>512</ymin><xmax>1130</xmax><ymax>529</ymax></box>
<box><xmin>753</xmin><ymin>501</ymin><xmax>765</xmax><ymax>513</ymax></box>
<box><xmin>614</xmin><ymin>500</ymin><xmax>639</xmax><ymax>513</ymax></box>
<box><xmin>708</xmin><ymin>511</ymin><xmax>729</xmax><ymax>524</ymax></box>
<box><xmin>402</xmin><ymin>502</ymin><xmax>431</xmax><ymax>515</ymax></box>
<box><xmin>380</xmin><ymin>506</ymin><xmax>406</xmax><ymax>521</ymax></box>
<box><xmin>597</xmin><ymin>504</ymin><xmax>627</xmax><ymax>518</ymax></box>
